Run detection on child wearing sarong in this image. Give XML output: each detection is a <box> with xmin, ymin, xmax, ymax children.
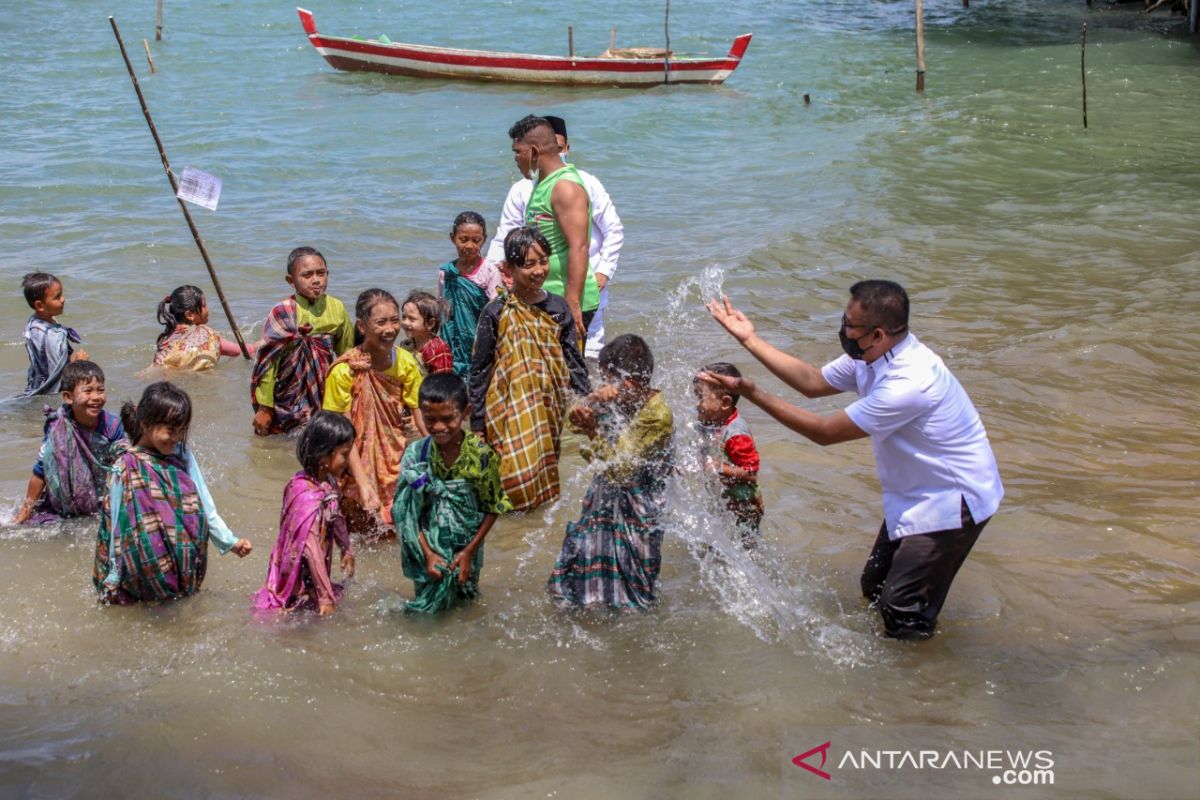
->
<box><xmin>400</xmin><ymin>290</ymin><xmax>454</xmax><ymax>376</ymax></box>
<box><xmin>549</xmin><ymin>335</ymin><xmax>674</xmax><ymax>610</ymax></box>
<box><xmin>153</xmin><ymin>285</ymin><xmax>251</xmax><ymax>370</ymax></box>
<box><xmin>393</xmin><ymin>373</ymin><xmax>512</xmax><ymax>613</ymax></box>
<box><xmin>695</xmin><ymin>362</ymin><xmax>765</xmax><ymax>547</ymax></box>
<box><xmin>253</xmin><ymin>411</ymin><xmax>356</xmax><ymax>616</ymax></box>
<box><xmin>94</xmin><ymin>382</ymin><xmax>252</xmax><ymax>604</ymax></box>
<box><xmin>13</xmin><ymin>361</ymin><xmax>125</xmax><ymax>525</ymax></box>
<box><xmin>438</xmin><ymin>211</ymin><xmax>503</xmax><ymax>377</ymax></box>
<box><xmin>323</xmin><ymin>289</ymin><xmax>425</xmax><ymax>533</ymax></box>
<box><xmin>19</xmin><ymin>272</ymin><xmax>88</xmax><ymax>397</ymax></box>
<box><xmin>468</xmin><ymin>227</ymin><xmax>590</xmax><ymax>512</ymax></box>
<box><xmin>251</xmin><ymin>247</ymin><xmax>355</xmax><ymax>435</ymax></box>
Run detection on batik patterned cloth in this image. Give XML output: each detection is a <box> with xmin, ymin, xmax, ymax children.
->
<box><xmin>484</xmin><ymin>294</ymin><xmax>571</xmax><ymax>512</ymax></box>
<box><xmin>548</xmin><ymin>392</ymin><xmax>675</xmax><ymax>610</ymax></box>
<box><xmin>393</xmin><ymin>434</ymin><xmax>511</xmax><ymax>613</ymax></box>
<box><xmin>252</xmin><ymin>471</ymin><xmax>351</xmax><ymax>611</ymax></box>
<box><xmin>344</xmin><ymin>352</ymin><xmax>416</xmax><ymax>531</ymax></box>
<box><xmin>439</xmin><ymin>260</ymin><xmax>492</xmax><ymax>377</ymax></box>
<box><xmin>21</xmin><ymin>315</ymin><xmax>80</xmax><ymax>397</ymax></box>
<box><xmin>29</xmin><ymin>407</ymin><xmax>125</xmax><ymax>523</ymax></box>
<box><xmin>250</xmin><ymin>298</ymin><xmax>335</xmax><ymax>433</ymax></box>
<box><xmin>93</xmin><ymin>444</ymin><xmax>210</xmax><ymax>604</ymax></box>
<box><xmin>154</xmin><ymin>324</ymin><xmax>222</xmax><ymax>371</ymax></box>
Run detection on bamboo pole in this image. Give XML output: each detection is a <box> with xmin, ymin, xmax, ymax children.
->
<box><xmin>155</xmin><ymin>0</ymin><xmax>163</xmax><ymax>41</ymax></box>
<box><xmin>568</xmin><ymin>26</ymin><xmax>574</xmax><ymax>58</ymax></box>
<box><xmin>1080</xmin><ymin>22</ymin><xmax>1088</xmax><ymax>128</ymax></box>
<box><xmin>609</xmin><ymin>26</ymin><xmax>616</xmax><ymax>52</ymax></box>
<box><xmin>109</xmin><ymin>16</ymin><xmax>250</xmax><ymax>358</ymax></box>
<box><xmin>664</xmin><ymin>0</ymin><xmax>671</xmax><ymax>84</ymax></box>
<box><xmin>915</xmin><ymin>0</ymin><xmax>926</xmax><ymax>92</ymax></box>
<box><xmin>142</xmin><ymin>38</ymin><xmax>156</xmax><ymax>73</ymax></box>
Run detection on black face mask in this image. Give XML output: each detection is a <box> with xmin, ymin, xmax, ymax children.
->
<box><xmin>839</xmin><ymin>324</ymin><xmax>872</xmax><ymax>360</ymax></box>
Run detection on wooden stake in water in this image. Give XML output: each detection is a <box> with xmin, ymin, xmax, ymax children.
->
<box><xmin>1081</xmin><ymin>22</ymin><xmax>1088</xmax><ymax>129</ymax></box>
<box><xmin>664</xmin><ymin>0</ymin><xmax>672</xmax><ymax>84</ymax></box>
<box><xmin>609</xmin><ymin>26</ymin><xmax>616</xmax><ymax>53</ymax></box>
<box><xmin>142</xmin><ymin>38</ymin><xmax>156</xmax><ymax>74</ymax></box>
<box><xmin>109</xmin><ymin>16</ymin><xmax>251</xmax><ymax>358</ymax></box>
<box><xmin>568</xmin><ymin>25</ymin><xmax>574</xmax><ymax>58</ymax></box>
<box><xmin>915</xmin><ymin>0</ymin><xmax>927</xmax><ymax>92</ymax></box>
<box><xmin>155</xmin><ymin>0</ymin><xmax>163</xmax><ymax>41</ymax></box>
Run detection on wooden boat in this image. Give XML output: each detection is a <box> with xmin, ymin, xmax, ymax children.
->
<box><xmin>297</xmin><ymin>8</ymin><xmax>751</xmax><ymax>87</ymax></box>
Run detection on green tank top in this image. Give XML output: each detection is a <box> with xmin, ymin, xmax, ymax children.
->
<box><xmin>526</xmin><ymin>164</ymin><xmax>599</xmax><ymax>313</ymax></box>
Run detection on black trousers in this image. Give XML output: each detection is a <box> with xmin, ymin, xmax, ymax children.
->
<box><xmin>860</xmin><ymin>499</ymin><xmax>989</xmax><ymax>640</ymax></box>
<box><xmin>581</xmin><ymin>309</ymin><xmax>596</xmax><ymax>336</ymax></box>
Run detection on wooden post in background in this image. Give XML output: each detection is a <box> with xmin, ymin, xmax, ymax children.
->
<box><xmin>155</xmin><ymin>0</ymin><xmax>163</xmax><ymax>41</ymax></box>
<box><xmin>609</xmin><ymin>27</ymin><xmax>616</xmax><ymax>52</ymax></box>
<box><xmin>1080</xmin><ymin>22</ymin><xmax>1088</xmax><ymax>128</ymax></box>
<box><xmin>568</xmin><ymin>26</ymin><xmax>574</xmax><ymax>58</ymax></box>
<box><xmin>915</xmin><ymin>0</ymin><xmax>926</xmax><ymax>92</ymax></box>
<box><xmin>142</xmin><ymin>38</ymin><xmax>156</xmax><ymax>73</ymax></box>
<box><xmin>664</xmin><ymin>0</ymin><xmax>672</xmax><ymax>84</ymax></box>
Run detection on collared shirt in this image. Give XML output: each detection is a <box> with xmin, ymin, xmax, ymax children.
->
<box><xmin>483</xmin><ymin>168</ymin><xmax>624</xmax><ymax>279</ymax></box>
<box><xmin>821</xmin><ymin>333</ymin><xmax>1003</xmax><ymax>539</ymax></box>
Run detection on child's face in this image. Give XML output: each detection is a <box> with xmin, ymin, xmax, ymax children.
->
<box><xmin>184</xmin><ymin>301</ymin><xmax>209</xmax><ymax>326</ymax></box>
<box><xmin>321</xmin><ymin>441</ymin><xmax>353</xmax><ymax>481</ymax></box>
<box><xmin>505</xmin><ymin>243</ymin><xmax>550</xmax><ymax>298</ymax></box>
<box><xmin>694</xmin><ymin>382</ymin><xmax>732</xmax><ymax>425</ymax></box>
<box><xmin>357</xmin><ymin>301</ymin><xmax>401</xmax><ymax>349</ymax></box>
<box><xmin>421</xmin><ymin>399</ymin><xmax>467</xmax><ymax>447</ymax></box>
<box><xmin>63</xmin><ymin>377</ymin><xmax>106</xmax><ymax>429</ymax></box>
<box><xmin>400</xmin><ymin>302</ymin><xmax>430</xmax><ymax>341</ymax></box>
<box><xmin>286</xmin><ymin>255</ymin><xmax>328</xmax><ymax>302</ymax></box>
<box><xmin>141</xmin><ymin>423</ymin><xmax>186</xmax><ymax>456</ymax></box>
<box><xmin>451</xmin><ymin>224</ymin><xmax>485</xmax><ymax>265</ymax></box>
<box><xmin>35</xmin><ymin>281</ymin><xmax>66</xmax><ymax>319</ymax></box>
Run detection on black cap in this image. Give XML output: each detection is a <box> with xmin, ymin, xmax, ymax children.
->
<box><xmin>542</xmin><ymin>115</ymin><xmax>568</xmax><ymax>140</ymax></box>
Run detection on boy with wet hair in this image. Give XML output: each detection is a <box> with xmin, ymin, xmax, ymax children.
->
<box><xmin>694</xmin><ymin>362</ymin><xmax>764</xmax><ymax>546</ymax></box>
<box><xmin>20</xmin><ymin>272</ymin><xmax>88</xmax><ymax>397</ymax></box>
<box><xmin>14</xmin><ymin>360</ymin><xmax>125</xmax><ymax>524</ymax></box>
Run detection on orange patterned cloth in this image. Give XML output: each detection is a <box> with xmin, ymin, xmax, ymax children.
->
<box><xmin>153</xmin><ymin>325</ymin><xmax>221</xmax><ymax>371</ymax></box>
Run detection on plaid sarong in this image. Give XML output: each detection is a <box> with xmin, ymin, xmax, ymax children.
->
<box><xmin>93</xmin><ymin>444</ymin><xmax>209</xmax><ymax>604</ymax></box>
<box><xmin>484</xmin><ymin>293</ymin><xmax>570</xmax><ymax>511</ymax></box>
<box><xmin>250</xmin><ymin>297</ymin><xmax>334</xmax><ymax>433</ymax></box>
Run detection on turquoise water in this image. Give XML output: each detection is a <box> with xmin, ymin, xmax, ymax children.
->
<box><xmin>1</xmin><ymin>1</ymin><xmax>1198</xmax><ymax>797</ymax></box>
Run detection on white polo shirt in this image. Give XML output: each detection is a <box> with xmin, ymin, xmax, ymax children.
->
<box><xmin>821</xmin><ymin>333</ymin><xmax>1003</xmax><ymax>540</ymax></box>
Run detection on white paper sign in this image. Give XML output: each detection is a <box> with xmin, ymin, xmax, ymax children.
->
<box><xmin>176</xmin><ymin>166</ymin><xmax>222</xmax><ymax>211</ymax></box>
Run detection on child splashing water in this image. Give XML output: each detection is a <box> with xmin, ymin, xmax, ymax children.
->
<box><xmin>400</xmin><ymin>290</ymin><xmax>454</xmax><ymax>376</ymax></box>
<box><xmin>439</xmin><ymin>211</ymin><xmax>503</xmax><ymax>377</ymax></box>
<box><xmin>393</xmin><ymin>373</ymin><xmax>512</xmax><ymax>613</ymax></box>
<box><xmin>253</xmin><ymin>411</ymin><xmax>356</xmax><ymax>616</ymax></box>
<box><xmin>94</xmin><ymin>381</ymin><xmax>251</xmax><ymax>604</ymax></box>
<box><xmin>549</xmin><ymin>334</ymin><xmax>674</xmax><ymax>610</ymax></box>
<box><xmin>323</xmin><ymin>289</ymin><xmax>426</xmax><ymax>533</ymax></box>
<box><xmin>153</xmin><ymin>285</ymin><xmax>251</xmax><ymax>370</ymax></box>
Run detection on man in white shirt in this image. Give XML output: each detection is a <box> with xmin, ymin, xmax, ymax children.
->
<box><xmin>485</xmin><ymin>115</ymin><xmax>624</xmax><ymax>358</ymax></box>
<box><xmin>704</xmin><ymin>280</ymin><xmax>1003</xmax><ymax>639</ymax></box>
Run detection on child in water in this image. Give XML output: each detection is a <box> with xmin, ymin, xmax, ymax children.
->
<box><xmin>393</xmin><ymin>373</ymin><xmax>512</xmax><ymax>613</ymax></box>
<box><xmin>153</xmin><ymin>285</ymin><xmax>251</xmax><ymax>370</ymax></box>
<box><xmin>19</xmin><ymin>272</ymin><xmax>87</xmax><ymax>397</ymax></box>
<box><xmin>695</xmin><ymin>362</ymin><xmax>765</xmax><ymax>547</ymax></box>
<box><xmin>14</xmin><ymin>360</ymin><xmax>126</xmax><ymax>525</ymax></box>
<box><xmin>251</xmin><ymin>247</ymin><xmax>355</xmax><ymax>435</ymax></box>
<box><xmin>549</xmin><ymin>334</ymin><xmax>674</xmax><ymax>610</ymax></box>
<box><xmin>400</xmin><ymin>290</ymin><xmax>454</xmax><ymax>375</ymax></box>
<box><xmin>323</xmin><ymin>289</ymin><xmax>426</xmax><ymax>532</ymax></box>
<box><xmin>94</xmin><ymin>381</ymin><xmax>251</xmax><ymax>604</ymax></box>
<box><xmin>253</xmin><ymin>411</ymin><xmax>356</xmax><ymax>616</ymax></box>
<box><xmin>439</xmin><ymin>211</ymin><xmax>503</xmax><ymax>377</ymax></box>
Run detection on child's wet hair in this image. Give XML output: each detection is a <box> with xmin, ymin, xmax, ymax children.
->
<box><xmin>698</xmin><ymin>362</ymin><xmax>742</xmax><ymax>407</ymax></box>
<box><xmin>295</xmin><ymin>410</ymin><xmax>356</xmax><ymax>478</ymax></box>
<box><xmin>157</xmin><ymin>285</ymin><xmax>206</xmax><ymax>346</ymax></box>
<box><xmin>21</xmin><ymin>272</ymin><xmax>59</xmax><ymax>309</ymax></box>
<box><xmin>402</xmin><ymin>290</ymin><xmax>447</xmax><ymax>336</ymax></box>
<box><xmin>599</xmin><ymin>334</ymin><xmax>654</xmax><ymax>384</ymax></box>
<box><xmin>122</xmin><ymin>381</ymin><xmax>192</xmax><ymax>445</ymax></box>
<box><xmin>452</xmin><ymin>211</ymin><xmax>487</xmax><ymax>236</ymax></box>
<box><xmin>503</xmin><ymin>226</ymin><xmax>552</xmax><ymax>268</ymax></box>
<box><xmin>355</xmin><ymin>288</ymin><xmax>399</xmax><ymax>321</ymax></box>
<box><xmin>61</xmin><ymin>360</ymin><xmax>105</xmax><ymax>393</ymax></box>
<box><xmin>286</xmin><ymin>246</ymin><xmax>325</xmax><ymax>276</ymax></box>
<box><xmin>418</xmin><ymin>372</ymin><xmax>469</xmax><ymax>411</ymax></box>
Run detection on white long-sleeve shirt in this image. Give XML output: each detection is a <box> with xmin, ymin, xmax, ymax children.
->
<box><xmin>484</xmin><ymin>168</ymin><xmax>624</xmax><ymax>279</ymax></box>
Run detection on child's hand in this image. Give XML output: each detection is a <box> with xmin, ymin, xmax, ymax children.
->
<box><xmin>449</xmin><ymin>549</ymin><xmax>474</xmax><ymax>586</ymax></box>
<box><xmin>231</xmin><ymin>539</ymin><xmax>253</xmax><ymax>557</ymax></box>
<box><xmin>252</xmin><ymin>407</ymin><xmax>274</xmax><ymax>436</ymax></box>
<box><xmin>318</xmin><ymin>603</ymin><xmax>336</xmax><ymax>617</ymax></box>
<box><xmin>569</xmin><ymin>405</ymin><xmax>598</xmax><ymax>438</ymax></box>
<box><xmin>341</xmin><ymin>552</ymin><xmax>356</xmax><ymax>578</ymax></box>
<box><xmin>591</xmin><ymin>384</ymin><xmax>620</xmax><ymax>404</ymax></box>
<box><xmin>424</xmin><ymin>551</ymin><xmax>449</xmax><ymax>580</ymax></box>
<box><xmin>70</xmin><ymin>349</ymin><xmax>89</xmax><ymax>363</ymax></box>
<box><xmin>706</xmin><ymin>295</ymin><xmax>757</xmax><ymax>344</ymax></box>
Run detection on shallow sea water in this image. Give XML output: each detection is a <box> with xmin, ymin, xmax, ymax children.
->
<box><xmin>0</xmin><ymin>1</ymin><xmax>1197</xmax><ymax>797</ymax></box>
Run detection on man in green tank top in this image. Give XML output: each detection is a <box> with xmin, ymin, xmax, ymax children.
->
<box><xmin>508</xmin><ymin>115</ymin><xmax>599</xmax><ymax>342</ymax></box>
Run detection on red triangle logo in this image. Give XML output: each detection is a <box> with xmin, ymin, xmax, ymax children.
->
<box><xmin>792</xmin><ymin>741</ymin><xmax>832</xmax><ymax>780</ymax></box>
